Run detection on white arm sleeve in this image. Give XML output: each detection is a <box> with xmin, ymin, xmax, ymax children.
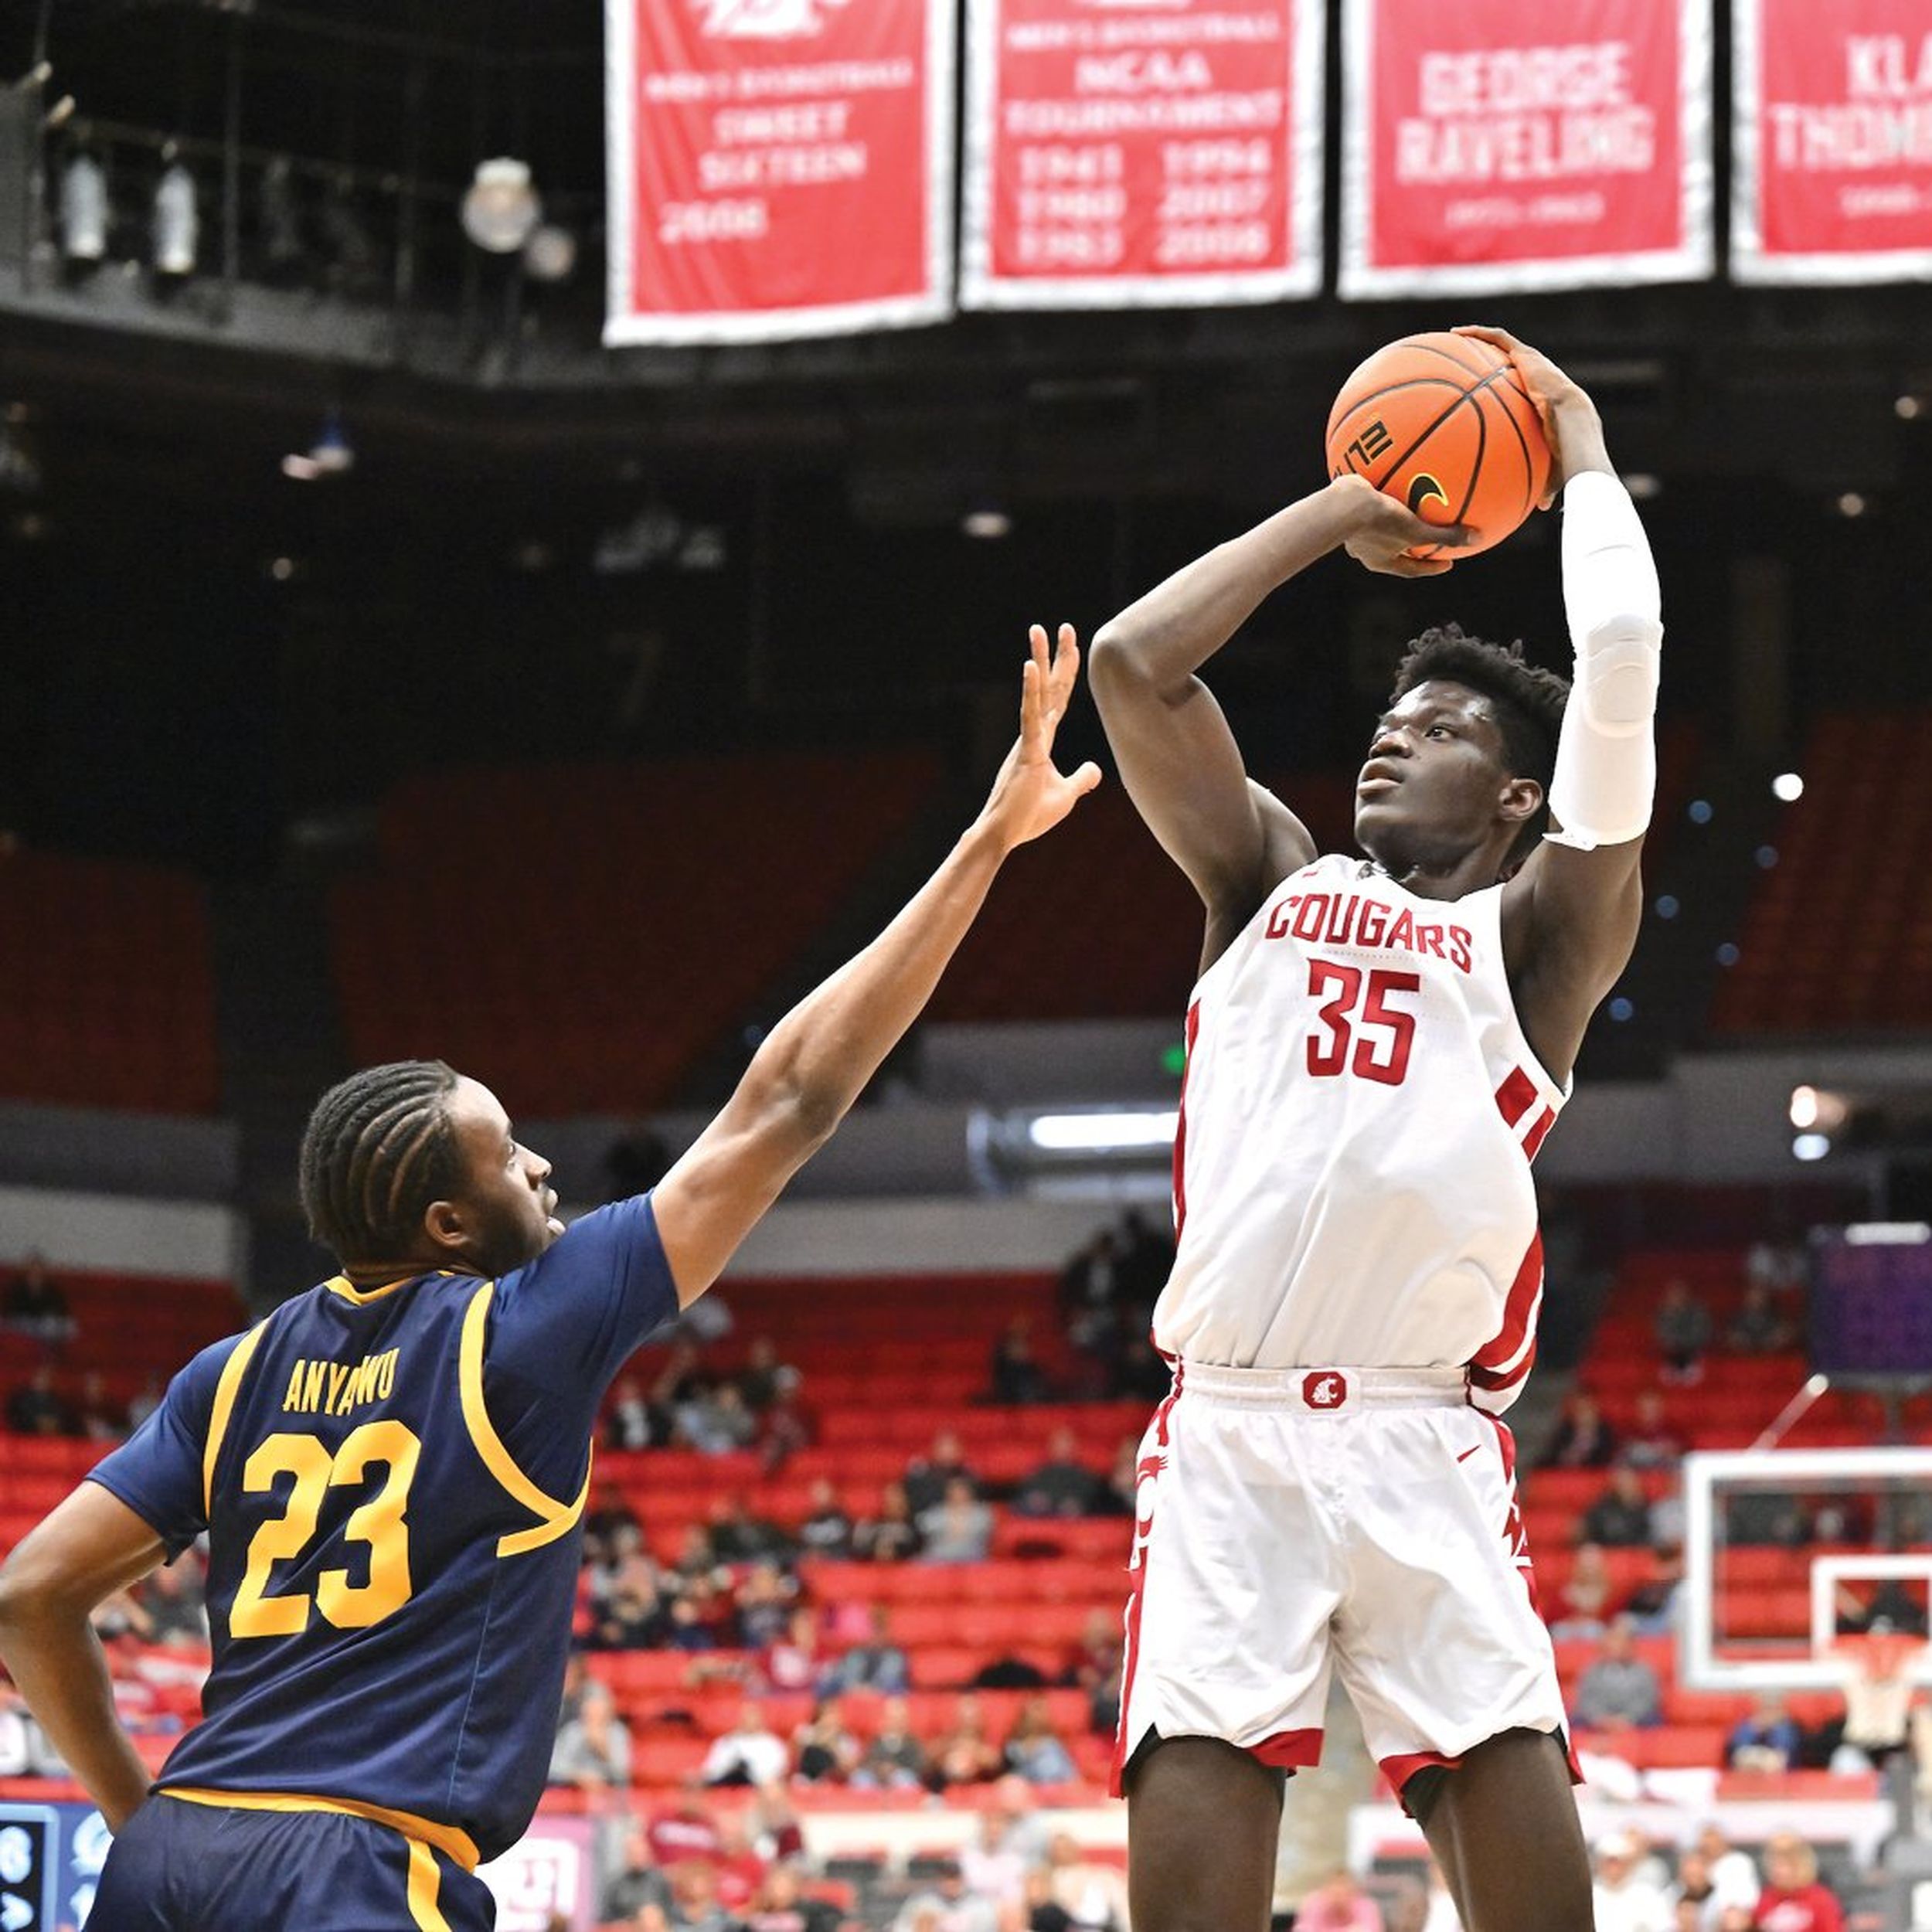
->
<box><xmin>1546</xmin><ymin>469</ymin><xmax>1663</xmax><ymax>852</ymax></box>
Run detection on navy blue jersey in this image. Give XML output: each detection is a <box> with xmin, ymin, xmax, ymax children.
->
<box><xmin>88</xmin><ymin>1194</ymin><xmax>678</xmax><ymax>1867</ymax></box>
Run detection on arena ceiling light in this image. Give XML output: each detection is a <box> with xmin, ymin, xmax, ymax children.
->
<box><xmin>1026</xmin><ymin>1109</ymin><xmax>1178</xmax><ymax>1151</ymax></box>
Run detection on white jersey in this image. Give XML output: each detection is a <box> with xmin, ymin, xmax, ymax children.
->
<box><xmin>1154</xmin><ymin>852</ymin><xmax>1565</xmax><ymax>1411</ymax></box>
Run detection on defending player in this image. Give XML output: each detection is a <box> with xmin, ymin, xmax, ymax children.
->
<box><xmin>1087</xmin><ymin>327</ymin><xmax>1659</xmax><ymax>1932</ymax></box>
<box><xmin>0</xmin><ymin>631</ymin><xmax>1099</xmax><ymax>1932</ymax></box>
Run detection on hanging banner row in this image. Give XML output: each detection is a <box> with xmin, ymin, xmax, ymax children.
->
<box><xmin>604</xmin><ymin>0</ymin><xmax>1932</xmax><ymax>343</ymax></box>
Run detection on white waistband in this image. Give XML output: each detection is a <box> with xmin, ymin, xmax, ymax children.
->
<box><xmin>1175</xmin><ymin>1361</ymin><xmax>1470</xmax><ymax>1413</ymax></box>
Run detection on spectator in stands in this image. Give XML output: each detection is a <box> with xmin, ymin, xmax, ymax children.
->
<box><xmin>1059</xmin><ymin>1229</ymin><xmax>1122</xmax><ymax>1352</ymax></box>
<box><xmin>733</xmin><ymin>1337</ymin><xmax>792</xmax><ymax>1411</ymax></box>
<box><xmin>665</xmin><ymin>1858</ymin><xmax>751</xmax><ymax>1932</ymax></box>
<box><xmin>603</xmin><ymin>1822</ymin><xmax>675</xmax><ymax>1925</ymax></box>
<box><xmin>607</xmin><ymin>1372</ymin><xmax>667</xmax><ymax>1450</ymax></box>
<box><xmin>679</xmin><ymin>1379</ymin><xmax>759</xmax><ymax>1456</ymax></box>
<box><xmin>124</xmin><ymin>1372</ymin><xmax>164</xmax><ymax>1432</ymax></box>
<box><xmin>1653</xmin><ymin>1277</ymin><xmax>1713</xmax><ymax>1384</ymax></box>
<box><xmin>790</xmin><ymin>1697</ymin><xmax>859</xmax><ymax>1784</ymax></box>
<box><xmin>929</xmin><ymin>1694</ymin><xmax>1004</xmax><ymax>1787</ymax></box>
<box><xmin>1107</xmin><ymin>1331</ymin><xmax>1172</xmax><ymax>1403</ymax></box>
<box><xmin>743</xmin><ymin>1862</ymin><xmax>840</xmax><ymax>1932</ymax></box>
<box><xmin>754</xmin><ymin>1383</ymin><xmax>812</xmax><ymax>1475</ymax></box>
<box><xmin>1726</xmin><ymin>1282</ymin><xmax>1797</xmax><ymax>1355</ymax></box>
<box><xmin>820</xmin><ymin>1604</ymin><xmax>910</xmax><ymax>1697</ymax></box>
<box><xmin>1583</xmin><ymin>1466</ymin><xmax>1656</xmax><ymax>1548</ymax></box>
<box><xmin>1624</xmin><ymin>1543</ymin><xmax>1686</xmax><ymax>1634</ymax></box>
<box><xmin>6</xmin><ymin>1363</ymin><xmax>73</xmax><ymax>1437</ymax></box>
<box><xmin>852</xmin><ymin>1694</ymin><xmax>929</xmax><ymax>1787</ymax></box>
<box><xmin>548</xmin><ymin>1682</ymin><xmax>631</xmax><ymax>1794</ymax></box>
<box><xmin>1753</xmin><ymin>1834</ymin><xmax>1843</xmax><ymax>1932</ymax></box>
<box><xmin>1012</xmin><ymin>1427</ymin><xmax>1103</xmax><ymax>1518</ymax></box>
<box><xmin>72</xmin><ymin>1371</ymin><xmax>124</xmax><ymax>1442</ymax></box>
<box><xmin>3</xmin><ymin>1253</ymin><xmax>75</xmax><ymax>1346</ymax></box>
<box><xmin>648</xmin><ymin>1797</ymin><xmax>727</xmax><ymax>1869</ymax></box>
<box><xmin>795</xmin><ymin>1478</ymin><xmax>854</xmax><ymax>1560</ymax></box>
<box><xmin>734</xmin><ymin>1561</ymin><xmax>801</xmax><ymax>1649</ymax></box>
<box><xmin>138</xmin><ymin>1553</ymin><xmax>208</xmax><ymax>1649</ymax></box>
<box><xmin>702</xmin><ymin>1700</ymin><xmax>790</xmax><ymax>1787</ymax></box>
<box><xmin>1115</xmin><ymin>1206</ymin><xmax>1175</xmax><ymax>1311</ymax></box>
<box><xmin>892</xmin><ymin>1857</ymin><xmax>1000</xmax><ymax>1932</ymax></box>
<box><xmin>1726</xmin><ymin>1692</ymin><xmax>1801</xmax><ymax>1772</ymax></box>
<box><xmin>853</xmin><ymin>1481</ymin><xmax>924</xmax><ymax>1563</ymax></box>
<box><xmin>674</xmin><ymin>1522</ymin><xmax>726</xmax><ymax>1585</ymax></box>
<box><xmin>1617</xmin><ymin>1389</ymin><xmax>1688</xmax><ymax>1471</ymax></box>
<box><xmin>1042</xmin><ymin>1832</ymin><xmax>1134</xmax><ymax>1931</ymax></box>
<box><xmin>668</xmin><ymin>1574</ymin><xmax>740</xmax><ymax>1651</ymax></box>
<box><xmin>1002</xmin><ymin>1693</ymin><xmax>1079</xmax><ymax>1784</ymax></box>
<box><xmin>905</xmin><ymin>1431</ymin><xmax>979</xmax><ymax>1515</ymax></box>
<box><xmin>1571</xmin><ymin>1616</ymin><xmax>1662</xmax><ymax>1732</ymax></box>
<box><xmin>1550</xmin><ymin>1542</ymin><xmax>1620</xmax><ymax>1639</ymax></box>
<box><xmin>1833</xmin><ymin>1626</ymin><xmax>1926</xmax><ymax>1771</ymax></box>
<box><xmin>918</xmin><ymin>1476</ymin><xmax>995</xmax><ymax>1563</ymax></box>
<box><xmin>1066</xmin><ymin>1607</ymin><xmax>1123</xmax><ymax>1728</ymax></box>
<box><xmin>987</xmin><ymin>1318</ymin><xmax>1053</xmax><ymax>1405</ymax></box>
<box><xmin>1543</xmin><ymin>1390</ymin><xmax>1617</xmax><ymax>1468</ymax></box>
<box><xmin>1689</xmin><ymin>1825</ymin><xmax>1761</xmax><ymax>1927</ymax></box>
<box><xmin>709</xmin><ymin>1495</ymin><xmax>794</xmax><ymax>1568</ymax></box>
<box><xmin>1100</xmin><ymin>1437</ymin><xmax>1138</xmax><ymax>1518</ymax></box>
<box><xmin>762</xmin><ymin>1606</ymin><xmax>828</xmax><ymax>1694</ymax></box>
<box><xmin>591</xmin><ymin>1578</ymin><xmax>672</xmax><ymax>1651</ymax></box>
<box><xmin>1295</xmin><ymin>1868</ymin><xmax>1385</xmax><ymax>1930</ymax></box>
<box><xmin>1591</xmin><ymin>1830</ymin><xmax>1672</xmax><ymax>1932</ymax></box>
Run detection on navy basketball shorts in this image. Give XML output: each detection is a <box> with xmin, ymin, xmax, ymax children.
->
<box><xmin>87</xmin><ymin>1793</ymin><xmax>494</xmax><ymax>1931</ymax></box>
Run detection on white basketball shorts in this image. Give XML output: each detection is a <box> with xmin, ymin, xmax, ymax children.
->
<box><xmin>1112</xmin><ymin>1360</ymin><xmax>1573</xmax><ymax>1804</ymax></box>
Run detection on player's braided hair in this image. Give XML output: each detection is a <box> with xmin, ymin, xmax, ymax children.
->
<box><xmin>298</xmin><ymin>1060</ymin><xmax>465</xmax><ymax>1266</ymax></box>
<box><xmin>1392</xmin><ymin>623</ymin><xmax>1570</xmax><ymax>863</ymax></box>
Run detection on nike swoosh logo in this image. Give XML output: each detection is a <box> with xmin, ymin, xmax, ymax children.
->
<box><xmin>1456</xmin><ymin>1445</ymin><xmax>1480</xmax><ymax>1463</ymax></box>
<box><xmin>1406</xmin><ymin>473</ymin><xmax>1447</xmax><ymax>517</ymax></box>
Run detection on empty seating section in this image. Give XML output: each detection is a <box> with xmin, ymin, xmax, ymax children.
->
<box><xmin>331</xmin><ymin>751</ymin><xmax>939</xmax><ymax>1114</ymax></box>
<box><xmin>0</xmin><ymin>851</ymin><xmax>219</xmax><ymax>1112</ymax></box>
<box><xmin>1712</xmin><ymin>710</ymin><xmax>1932</xmax><ymax>1032</ymax></box>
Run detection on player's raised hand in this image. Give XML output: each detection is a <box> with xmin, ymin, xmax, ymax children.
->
<box><xmin>1454</xmin><ymin>325</ymin><xmax>1610</xmax><ymax>507</ymax></box>
<box><xmin>978</xmin><ymin>624</ymin><xmax>1103</xmax><ymax>851</ymax></box>
<box><xmin>1328</xmin><ymin>472</ymin><xmax>1469</xmax><ymax>579</ymax></box>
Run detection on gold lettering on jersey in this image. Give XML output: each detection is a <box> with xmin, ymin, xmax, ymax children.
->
<box><xmin>1264</xmin><ymin>891</ymin><xmax>1473</xmax><ymax>975</ymax></box>
<box><xmin>281</xmin><ymin>1349</ymin><xmax>402</xmax><ymax>1417</ymax></box>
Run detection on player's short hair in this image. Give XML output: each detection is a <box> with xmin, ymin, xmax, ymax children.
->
<box><xmin>298</xmin><ymin>1060</ymin><xmax>464</xmax><ymax>1266</ymax></box>
<box><xmin>1391</xmin><ymin>623</ymin><xmax>1570</xmax><ymax>863</ymax></box>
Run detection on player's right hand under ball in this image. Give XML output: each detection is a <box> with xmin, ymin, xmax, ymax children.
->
<box><xmin>1328</xmin><ymin>472</ymin><xmax>1471</xmax><ymax>579</ymax></box>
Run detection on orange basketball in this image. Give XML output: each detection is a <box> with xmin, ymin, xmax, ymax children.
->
<box><xmin>1323</xmin><ymin>331</ymin><xmax>1552</xmax><ymax>559</ymax></box>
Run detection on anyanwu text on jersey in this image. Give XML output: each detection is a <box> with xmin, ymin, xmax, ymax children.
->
<box><xmin>87</xmin><ymin>1194</ymin><xmax>679</xmax><ymax>1869</ymax></box>
<box><xmin>1155</xmin><ymin>854</ymin><xmax>1566</xmax><ymax>1411</ymax></box>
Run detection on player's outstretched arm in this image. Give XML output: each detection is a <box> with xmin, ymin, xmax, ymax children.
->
<box><xmin>1090</xmin><ymin>479</ymin><xmax>1461</xmax><ymax>954</ymax></box>
<box><xmin>650</xmin><ymin>627</ymin><xmax>1100</xmax><ymax>1304</ymax></box>
<box><xmin>0</xmin><ymin>1482</ymin><xmax>170</xmax><ymax>1828</ymax></box>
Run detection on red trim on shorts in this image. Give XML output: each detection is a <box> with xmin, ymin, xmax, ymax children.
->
<box><xmin>1111</xmin><ymin>1366</ymin><xmax>1185</xmax><ymax>1798</ymax></box>
<box><xmin>1250</xmin><ymin>1727</ymin><xmax>1324</xmax><ymax>1771</ymax></box>
<box><xmin>1470</xmin><ymin>1233</ymin><xmax>1543</xmax><ymax>1378</ymax></box>
<box><xmin>1520</xmin><ymin>1106</ymin><xmax>1557</xmax><ymax>1161</ymax></box>
<box><xmin>1383</xmin><ymin>1747</ymin><xmax>1464</xmax><ymax>1801</ymax></box>
<box><xmin>1474</xmin><ymin>1409</ymin><xmax>1546</xmax><ymax>1615</ymax></box>
<box><xmin>1494</xmin><ymin>1066</ymin><xmax>1538</xmax><ymax>1128</ymax></box>
<box><xmin>1172</xmin><ymin>1000</ymin><xmax>1200</xmax><ymax>1240</ymax></box>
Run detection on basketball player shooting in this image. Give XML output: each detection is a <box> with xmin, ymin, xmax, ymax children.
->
<box><xmin>1087</xmin><ymin>326</ymin><xmax>1661</xmax><ymax>1932</ymax></box>
<box><xmin>0</xmin><ymin>633</ymin><xmax>1097</xmax><ymax>1932</ymax></box>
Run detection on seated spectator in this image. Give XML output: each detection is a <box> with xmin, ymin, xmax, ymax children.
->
<box><xmin>1753</xmin><ymin>1834</ymin><xmax>1843</xmax><ymax>1932</ymax></box>
<box><xmin>548</xmin><ymin>1682</ymin><xmax>631</xmax><ymax>1793</ymax></box>
<box><xmin>790</xmin><ymin>1698</ymin><xmax>859</xmax><ymax>1784</ymax></box>
<box><xmin>1623</xmin><ymin>1543</ymin><xmax>1685</xmax><ymax>1634</ymax></box>
<box><xmin>3</xmin><ymin>1253</ymin><xmax>74</xmax><ymax>1345</ymax></box>
<box><xmin>1042</xmin><ymin>1832</ymin><xmax>1133</xmax><ymax>1932</ymax></box>
<box><xmin>702</xmin><ymin>1701</ymin><xmax>790</xmax><ymax>1787</ymax></box>
<box><xmin>1688</xmin><ymin>1823</ymin><xmax>1760</xmax><ymax>1926</ymax></box>
<box><xmin>1059</xmin><ymin>1230</ymin><xmax>1121</xmax><ymax>1352</ymax></box>
<box><xmin>1590</xmin><ymin>1830</ymin><xmax>1671</xmax><ymax>1932</ymax></box>
<box><xmin>140</xmin><ymin>1553</ymin><xmax>209</xmax><ymax>1649</ymax></box>
<box><xmin>1115</xmin><ymin>1206</ymin><xmax>1175</xmax><ymax>1311</ymax></box>
<box><xmin>1726</xmin><ymin>1281</ymin><xmax>1798</xmax><ymax>1354</ymax></box>
<box><xmin>603</xmin><ymin>1821</ymin><xmax>674</xmax><ymax>1925</ymax></box>
<box><xmin>1107</xmin><ymin>1332</ymin><xmax>1172</xmax><ymax>1403</ymax></box>
<box><xmin>1012</xmin><ymin>1427</ymin><xmax>1104</xmax><ymax>1519</ymax></box>
<box><xmin>987</xmin><ymin>1318</ymin><xmax>1052</xmax><ymax>1406</ymax></box>
<box><xmin>736</xmin><ymin>1336</ymin><xmax>794</xmax><ymax>1412</ymax></box>
<box><xmin>820</xmin><ymin>1605</ymin><xmax>910</xmax><ymax>1697</ymax></box>
<box><xmin>1543</xmin><ymin>1391</ymin><xmax>1617</xmax><ymax>1468</ymax></box>
<box><xmin>853</xmin><ymin>1481</ymin><xmax>923</xmax><ymax>1563</ymax></box>
<box><xmin>1295</xmin><ymin>1869</ymin><xmax>1384</xmax><ymax>1931</ymax></box>
<box><xmin>606</xmin><ymin>1372</ymin><xmax>667</xmax><ymax>1450</ymax></box>
<box><xmin>678</xmin><ymin>1379</ymin><xmax>759</xmax><ymax>1456</ymax></box>
<box><xmin>125</xmin><ymin>1372</ymin><xmax>164</xmax><ymax>1431</ymax></box>
<box><xmin>1726</xmin><ymin>1692</ymin><xmax>1801</xmax><ymax>1772</ymax></box>
<box><xmin>734</xmin><ymin>1561</ymin><xmax>801</xmax><ymax>1648</ymax></box>
<box><xmin>929</xmin><ymin>1694</ymin><xmax>1004</xmax><ymax>1788</ymax></box>
<box><xmin>904</xmin><ymin>1431</ymin><xmax>979</xmax><ymax>1515</ymax></box>
<box><xmin>1571</xmin><ymin>1617</ymin><xmax>1662</xmax><ymax>1733</ymax></box>
<box><xmin>672</xmin><ymin>1522</ymin><xmax>725</xmax><ymax>1585</ymax></box>
<box><xmin>708</xmin><ymin>1495</ymin><xmax>794</xmax><ymax>1568</ymax></box>
<box><xmin>1653</xmin><ymin>1278</ymin><xmax>1713</xmax><ymax>1385</ymax></box>
<box><xmin>755</xmin><ymin>1383</ymin><xmax>812</xmax><ymax>1475</ymax></box>
<box><xmin>1100</xmin><ymin>1437</ymin><xmax>1138</xmax><ymax>1518</ymax></box>
<box><xmin>918</xmin><ymin>1477</ymin><xmax>995</xmax><ymax>1563</ymax></box>
<box><xmin>72</xmin><ymin>1370</ymin><xmax>124</xmax><ymax>1442</ymax></box>
<box><xmin>1550</xmin><ymin>1542</ymin><xmax>1620</xmax><ymax>1639</ymax></box>
<box><xmin>762</xmin><ymin>1606</ymin><xmax>828</xmax><ymax>1694</ymax></box>
<box><xmin>1002</xmin><ymin>1694</ymin><xmax>1078</xmax><ymax>1784</ymax></box>
<box><xmin>891</xmin><ymin>1858</ymin><xmax>1000</xmax><ymax>1932</ymax></box>
<box><xmin>668</xmin><ymin>1574</ymin><xmax>740</xmax><ymax>1652</ymax></box>
<box><xmin>972</xmin><ymin>1653</ymin><xmax>1049</xmax><ymax>1691</ymax></box>
<box><xmin>590</xmin><ymin>1577</ymin><xmax>672</xmax><ymax>1651</ymax></box>
<box><xmin>666</xmin><ymin>1859</ymin><xmax>753</xmax><ymax>1932</ymax></box>
<box><xmin>796</xmin><ymin>1478</ymin><xmax>854</xmax><ymax>1560</ymax></box>
<box><xmin>853</xmin><ymin>1694</ymin><xmax>929</xmax><ymax>1787</ymax></box>
<box><xmin>7</xmin><ymin>1364</ymin><xmax>73</xmax><ymax>1437</ymax></box>
<box><xmin>1582</xmin><ymin>1468</ymin><xmax>1655</xmax><ymax>1549</ymax></box>
<box><xmin>1616</xmin><ymin>1389</ymin><xmax>1686</xmax><ymax>1472</ymax></box>
<box><xmin>743</xmin><ymin>1862</ymin><xmax>841</xmax><ymax>1932</ymax></box>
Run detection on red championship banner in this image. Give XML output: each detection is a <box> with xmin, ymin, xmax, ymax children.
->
<box><xmin>959</xmin><ymin>0</ymin><xmax>1324</xmax><ymax>308</ymax></box>
<box><xmin>604</xmin><ymin>0</ymin><xmax>954</xmax><ymax>343</ymax></box>
<box><xmin>1338</xmin><ymin>0</ymin><xmax>1713</xmax><ymax>298</ymax></box>
<box><xmin>1733</xmin><ymin>0</ymin><xmax>1932</xmax><ymax>284</ymax></box>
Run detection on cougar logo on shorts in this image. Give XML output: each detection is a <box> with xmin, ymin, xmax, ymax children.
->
<box><xmin>1303</xmin><ymin>1372</ymin><xmax>1346</xmax><ymax>1409</ymax></box>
